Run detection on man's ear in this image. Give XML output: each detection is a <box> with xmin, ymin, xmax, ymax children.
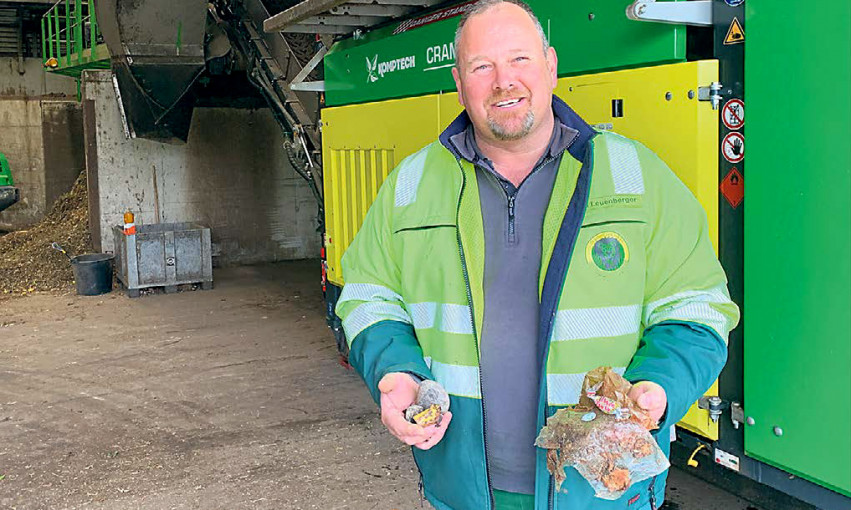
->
<box><xmin>547</xmin><ymin>46</ymin><xmax>558</xmax><ymax>88</ymax></box>
<box><xmin>452</xmin><ymin>66</ymin><xmax>465</xmax><ymax>107</ymax></box>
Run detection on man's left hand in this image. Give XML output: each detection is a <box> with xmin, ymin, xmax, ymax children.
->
<box><xmin>628</xmin><ymin>381</ymin><xmax>667</xmax><ymax>423</ymax></box>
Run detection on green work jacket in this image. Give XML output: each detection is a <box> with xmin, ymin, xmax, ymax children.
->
<box><xmin>337</xmin><ymin>100</ymin><xmax>740</xmax><ymax>510</ymax></box>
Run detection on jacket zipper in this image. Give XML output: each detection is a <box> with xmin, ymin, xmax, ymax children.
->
<box><xmin>478</xmin><ymin>155</ymin><xmax>557</xmax><ymax>247</ymax></box>
<box><xmin>507</xmin><ymin>194</ymin><xmax>517</xmax><ymax>244</ymax></box>
<box><xmin>454</xmin><ymin>158</ymin><xmax>495</xmax><ymax>510</ymax></box>
<box><xmin>648</xmin><ymin>476</ymin><xmax>658</xmax><ymax>510</ymax></box>
<box><xmin>549</xmin><ymin>475</ymin><xmax>555</xmax><ymax>509</ymax></box>
<box><xmin>516</xmin><ymin>155</ymin><xmax>555</xmax><ymax>246</ymax></box>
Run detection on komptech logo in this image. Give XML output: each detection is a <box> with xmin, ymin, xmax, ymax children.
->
<box><xmin>366</xmin><ymin>55</ymin><xmax>379</xmax><ymax>82</ymax></box>
<box><xmin>366</xmin><ymin>54</ymin><xmax>416</xmax><ymax>82</ymax></box>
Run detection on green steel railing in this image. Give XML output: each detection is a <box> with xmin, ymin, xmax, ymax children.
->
<box><xmin>41</xmin><ymin>0</ymin><xmax>107</xmax><ymax>72</ymax></box>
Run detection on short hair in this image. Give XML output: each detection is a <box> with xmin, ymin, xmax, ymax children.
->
<box><xmin>454</xmin><ymin>0</ymin><xmax>549</xmax><ymax>68</ymax></box>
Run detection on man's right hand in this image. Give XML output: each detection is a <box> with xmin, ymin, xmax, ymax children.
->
<box><xmin>378</xmin><ymin>372</ymin><xmax>453</xmax><ymax>450</ymax></box>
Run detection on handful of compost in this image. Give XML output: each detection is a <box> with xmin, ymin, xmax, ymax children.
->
<box><xmin>534</xmin><ymin>367</ymin><xmax>669</xmax><ymax>500</ymax></box>
<box><xmin>405</xmin><ymin>380</ymin><xmax>450</xmax><ymax>427</ymax></box>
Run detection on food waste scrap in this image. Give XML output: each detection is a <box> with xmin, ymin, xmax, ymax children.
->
<box><xmin>405</xmin><ymin>380</ymin><xmax>450</xmax><ymax>427</ymax></box>
<box><xmin>534</xmin><ymin>367</ymin><xmax>669</xmax><ymax>500</ymax></box>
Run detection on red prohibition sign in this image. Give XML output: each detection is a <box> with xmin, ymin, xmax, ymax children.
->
<box><xmin>722</xmin><ymin>132</ymin><xmax>745</xmax><ymax>163</ymax></box>
<box><xmin>722</xmin><ymin>99</ymin><xmax>745</xmax><ymax>130</ymax></box>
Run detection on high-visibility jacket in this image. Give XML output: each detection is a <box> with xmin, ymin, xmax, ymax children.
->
<box><xmin>337</xmin><ymin>98</ymin><xmax>740</xmax><ymax>510</ymax></box>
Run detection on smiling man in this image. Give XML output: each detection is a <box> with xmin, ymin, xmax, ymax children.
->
<box><xmin>336</xmin><ymin>1</ymin><xmax>739</xmax><ymax>509</ymax></box>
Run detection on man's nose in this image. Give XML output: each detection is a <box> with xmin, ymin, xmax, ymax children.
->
<box><xmin>492</xmin><ymin>63</ymin><xmax>517</xmax><ymax>91</ymax></box>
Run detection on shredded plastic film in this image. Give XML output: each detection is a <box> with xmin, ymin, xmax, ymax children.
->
<box><xmin>535</xmin><ymin>367</ymin><xmax>670</xmax><ymax>500</ymax></box>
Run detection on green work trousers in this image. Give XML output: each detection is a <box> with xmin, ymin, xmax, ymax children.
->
<box><xmin>493</xmin><ymin>489</ymin><xmax>535</xmax><ymax>510</ymax></box>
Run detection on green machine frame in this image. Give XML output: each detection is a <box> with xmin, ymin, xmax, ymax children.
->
<box><xmin>317</xmin><ymin>1</ymin><xmax>851</xmax><ymax>508</ymax></box>
<box><xmin>744</xmin><ymin>1</ymin><xmax>850</xmax><ymax>496</ymax></box>
<box><xmin>0</xmin><ymin>154</ymin><xmax>13</xmax><ymax>188</ymax></box>
<box><xmin>0</xmin><ymin>153</ymin><xmax>21</xmax><ymax>213</ymax></box>
<box><xmin>669</xmin><ymin>2</ymin><xmax>850</xmax><ymax>510</ymax></box>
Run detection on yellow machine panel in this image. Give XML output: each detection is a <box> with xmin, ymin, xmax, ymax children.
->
<box><xmin>438</xmin><ymin>93</ymin><xmax>464</xmax><ymax>130</ymax></box>
<box><xmin>322</xmin><ymin>60</ymin><xmax>720</xmax><ymax>439</ymax></box>
<box><xmin>322</xmin><ymin>95</ymin><xmax>442</xmax><ymax>285</ymax></box>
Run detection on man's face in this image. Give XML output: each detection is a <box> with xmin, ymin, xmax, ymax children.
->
<box><xmin>452</xmin><ymin>3</ymin><xmax>558</xmax><ymax>143</ymax></box>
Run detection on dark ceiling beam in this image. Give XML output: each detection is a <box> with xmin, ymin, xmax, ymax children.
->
<box><xmin>283</xmin><ymin>23</ymin><xmax>352</xmax><ymax>34</ymax></box>
<box><xmin>327</xmin><ymin>4</ymin><xmax>411</xmax><ymax>17</ymax></box>
<box><xmin>347</xmin><ymin>0</ymin><xmax>436</xmax><ymax>6</ymax></box>
<box><xmin>263</xmin><ymin>0</ymin><xmax>349</xmax><ymax>33</ymax></box>
<box><xmin>299</xmin><ymin>14</ymin><xmax>385</xmax><ymax>26</ymax></box>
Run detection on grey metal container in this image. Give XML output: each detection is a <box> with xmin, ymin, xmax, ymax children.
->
<box><xmin>113</xmin><ymin>222</ymin><xmax>213</xmax><ymax>297</ymax></box>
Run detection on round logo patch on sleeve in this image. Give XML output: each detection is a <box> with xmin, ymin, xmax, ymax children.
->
<box><xmin>586</xmin><ymin>232</ymin><xmax>629</xmax><ymax>272</ymax></box>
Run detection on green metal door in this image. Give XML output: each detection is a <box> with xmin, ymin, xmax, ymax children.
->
<box><xmin>744</xmin><ymin>0</ymin><xmax>851</xmax><ymax>497</ymax></box>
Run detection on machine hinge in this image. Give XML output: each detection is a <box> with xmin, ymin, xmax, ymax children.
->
<box><xmin>730</xmin><ymin>401</ymin><xmax>745</xmax><ymax>429</ymax></box>
<box><xmin>698</xmin><ymin>396</ymin><xmax>730</xmax><ymax>423</ymax></box>
<box><xmin>626</xmin><ymin>0</ymin><xmax>713</xmax><ymax>27</ymax></box>
<box><xmin>698</xmin><ymin>82</ymin><xmax>724</xmax><ymax>110</ymax></box>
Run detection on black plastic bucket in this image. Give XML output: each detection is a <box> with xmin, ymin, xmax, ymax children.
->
<box><xmin>71</xmin><ymin>253</ymin><xmax>114</xmax><ymax>296</ymax></box>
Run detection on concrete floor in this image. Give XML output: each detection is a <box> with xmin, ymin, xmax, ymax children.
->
<box><xmin>0</xmin><ymin>261</ymin><xmax>764</xmax><ymax>509</ymax></box>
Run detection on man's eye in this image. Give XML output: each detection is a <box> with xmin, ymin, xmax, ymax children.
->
<box><xmin>474</xmin><ymin>64</ymin><xmax>490</xmax><ymax>72</ymax></box>
<box><xmin>514</xmin><ymin>56</ymin><xmax>529</xmax><ymax>62</ymax></box>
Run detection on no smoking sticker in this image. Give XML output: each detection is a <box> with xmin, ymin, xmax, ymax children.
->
<box><xmin>722</xmin><ymin>132</ymin><xmax>745</xmax><ymax>163</ymax></box>
<box><xmin>722</xmin><ymin>99</ymin><xmax>745</xmax><ymax>130</ymax></box>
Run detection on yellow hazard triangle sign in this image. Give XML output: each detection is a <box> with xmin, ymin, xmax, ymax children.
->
<box><xmin>724</xmin><ymin>17</ymin><xmax>745</xmax><ymax>45</ymax></box>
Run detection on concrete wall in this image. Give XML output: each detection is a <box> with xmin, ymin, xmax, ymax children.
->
<box><xmin>0</xmin><ymin>57</ymin><xmax>77</xmax><ymax>98</ymax></box>
<box><xmin>0</xmin><ymin>99</ymin><xmax>43</xmax><ymax>229</ymax></box>
<box><xmin>0</xmin><ymin>56</ymin><xmax>83</xmax><ymax>230</ymax></box>
<box><xmin>83</xmin><ymin>70</ymin><xmax>321</xmax><ymax>266</ymax></box>
<box><xmin>0</xmin><ymin>98</ymin><xmax>84</xmax><ymax>230</ymax></box>
<box><xmin>42</xmin><ymin>101</ymin><xmax>84</xmax><ymax>206</ymax></box>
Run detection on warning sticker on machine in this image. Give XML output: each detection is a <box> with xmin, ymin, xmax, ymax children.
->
<box><xmin>722</xmin><ymin>99</ymin><xmax>745</xmax><ymax>130</ymax></box>
<box><xmin>720</xmin><ymin>167</ymin><xmax>744</xmax><ymax>208</ymax></box>
<box><xmin>714</xmin><ymin>448</ymin><xmax>741</xmax><ymax>472</ymax></box>
<box><xmin>722</xmin><ymin>132</ymin><xmax>745</xmax><ymax>163</ymax></box>
<box><xmin>724</xmin><ymin>17</ymin><xmax>745</xmax><ymax>45</ymax></box>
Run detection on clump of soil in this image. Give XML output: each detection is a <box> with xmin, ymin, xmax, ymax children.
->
<box><xmin>0</xmin><ymin>171</ymin><xmax>93</xmax><ymax>296</ymax></box>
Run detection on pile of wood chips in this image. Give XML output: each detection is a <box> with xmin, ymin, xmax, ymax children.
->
<box><xmin>0</xmin><ymin>171</ymin><xmax>93</xmax><ymax>296</ymax></box>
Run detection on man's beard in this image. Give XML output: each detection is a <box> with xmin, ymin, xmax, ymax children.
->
<box><xmin>487</xmin><ymin>108</ymin><xmax>535</xmax><ymax>141</ymax></box>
